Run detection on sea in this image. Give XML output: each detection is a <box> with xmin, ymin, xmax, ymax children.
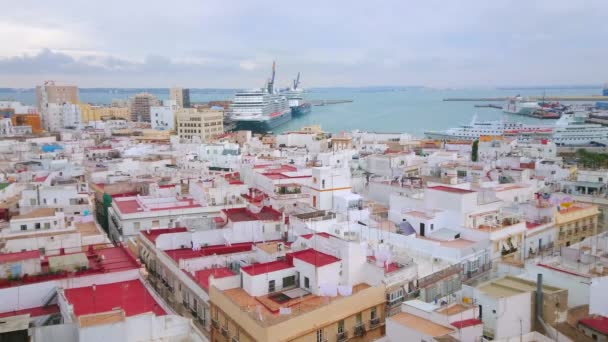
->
<box><xmin>0</xmin><ymin>86</ymin><xmax>602</xmax><ymax>137</ymax></box>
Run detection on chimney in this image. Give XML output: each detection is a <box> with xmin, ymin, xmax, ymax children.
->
<box><xmin>536</xmin><ymin>273</ymin><xmax>543</xmax><ymax>320</ymax></box>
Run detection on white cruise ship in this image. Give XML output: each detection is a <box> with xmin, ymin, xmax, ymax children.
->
<box><xmin>230</xmin><ymin>62</ymin><xmax>291</xmax><ymax>132</ymax></box>
<box><xmin>552</xmin><ymin>114</ymin><xmax>608</xmax><ymax>145</ymax></box>
<box><xmin>424</xmin><ymin>116</ymin><xmax>551</xmax><ymax>141</ymax></box>
<box><xmin>503</xmin><ymin>96</ymin><xmax>541</xmax><ymax>115</ymax></box>
<box><xmin>425</xmin><ymin>114</ymin><xmax>608</xmax><ymax>146</ymax></box>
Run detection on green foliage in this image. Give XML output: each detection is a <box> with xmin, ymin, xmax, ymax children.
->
<box><xmin>471</xmin><ymin>140</ymin><xmax>479</xmax><ymax>162</ymax></box>
<box><xmin>575</xmin><ymin>149</ymin><xmax>608</xmax><ymax>168</ymax></box>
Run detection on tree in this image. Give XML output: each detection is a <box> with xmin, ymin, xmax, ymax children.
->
<box><xmin>471</xmin><ymin>140</ymin><xmax>479</xmax><ymax>162</ymax></box>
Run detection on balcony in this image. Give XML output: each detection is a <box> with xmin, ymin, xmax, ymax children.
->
<box><xmin>211</xmin><ymin>318</ymin><xmax>219</xmax><ymax>329</ymax></box>
<box><xmin>231</xmin><ymin>337</ymin><xmax>239</xmax><ymax>342</ymax></box>
<box><xmin>354</xmin><ymin>323</ymin><xmax>366</xmax><ymax>337</ymax></box>
<box><xmin>221</xmin><ymin>326</ymin><xmax>228</xmax><ymax>337</ymax></box>
<box><xmin>337</xmin><ymin>331</ymin><xmax>348</xmax><ymax>342</ymax></box>
<box><xmin>369</xmin><ymin>317</ymin><xmax>380</xmax><ymax>328</ymax></box>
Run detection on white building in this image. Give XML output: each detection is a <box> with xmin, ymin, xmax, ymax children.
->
<box><xmin>150</xmin><ymin>100</ymin><xmax>178</xmax><ymax>131</ymax></box>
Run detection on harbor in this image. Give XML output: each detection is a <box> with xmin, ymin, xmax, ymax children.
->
<box><xmin>310</xmin><ymin>99</ymin><xmax>353</xmax><ymax>106</ymax></box>
<box><xmin>444</xmin><ymin>95</ymin><xmax>608</xmax><ymax>102</ymax></box>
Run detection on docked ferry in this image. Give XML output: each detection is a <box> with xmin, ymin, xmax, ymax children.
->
<box><xmin>281</xmin><ymin>72</ymin><xmax>312</xmax><ymax>117</ymax></box>
<box><xmin>424</xmin><ymin>116</ymin><xmax>550</xmax><ymax>141</ymax></box>
<box><xmin>425</xmin><ymin>114</ymin><xmax>608</xmax><ymax>146</ymax></box>
<box><xmin>230</xmin><ymin>62</ymin><xmax>292</xmax><ymax>132</ymax></box>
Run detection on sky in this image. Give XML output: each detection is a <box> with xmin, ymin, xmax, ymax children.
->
<box><xmin>0</xmin><ymin>0</ymin><xmax>607</xmax><ymax>88</ymax></box>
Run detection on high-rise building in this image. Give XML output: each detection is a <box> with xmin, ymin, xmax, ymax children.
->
<box><xmin>176</xmin><ymin>108</ymin><xmax>223</xmax><ymax>141</ymax></box>
<box><xmin>170</xmin><ymin>87</ymin><xmax>191</xmax><ymax>108</ymax></box>
<box><xmin>36</xmin><ymin>81</ymin><xmax>79</xmax><ymax>111</ymax></box>
<box><xmin>130</xmin><ymin>93</ymin><xmax>160</xmax><ymax>122</ymax></box>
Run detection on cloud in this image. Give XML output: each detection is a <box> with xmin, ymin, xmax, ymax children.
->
<box><xmin>0</xmin><ymin>0</ymin><xmax>607</xmax><ymax>87</ymax></box>
<box><xmin>239</xmin><ymin>60</ymin><xmax>257</xmax><ymax>71</ymax></box>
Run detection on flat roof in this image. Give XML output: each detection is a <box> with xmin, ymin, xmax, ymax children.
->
<box><xmin>428</xmin><ymin>186</ymin><xmax>475</xmax><ymax>194</ymax></box>
<box><xmin>12</xmin><ymin>208</ymin><xmax>56</xmax><ymax>220</ymax></box>
<box><xmin>140</xmin><ymin>227</ymin><xmax>188</xmax><ymax>244</ymax></box>
<box><xmin>451</xmin><ymin>318</ymin><xmax>482</xmax><ymax>329</ymax></box>
<box><xmin>390</xmin><ymin>312</ymin><xmax>454</xmax><ymax>337</ymax></box>
<box><xmin>0</xmin><ymin>250</ymin><xmax>40</xmax><ymax>263</ymax></box>
<box><xmin>164</xmin><ymin>241</ymin><xmax>256</xmax><ymax>262</ymax></box>
<box><xmin>0</xmin><ymin>246</ymin><xmax>139</xmax><ymax>289</ymax></box>
<box><xmin>222</xmin><ymin>206</ymin><xmax>282</xmax><ymax>222</ymax></box>
<box><xmin>0</xmin><ymin>304</ymin><xmax>59</xmax><ymax>319</ymax></box>
<box><xmin>437</xmin><ymin>303</ymin><xmax>471</xmax><ymax>316</ymax></box>
<box><xmin>241</xmin><ymin>260</ymin><xmax>293</xmax><ymax>276</ymax></box>
<box><xmin>190</xmin><ymin>267</ymin><xmax>235</xmax><ymax>291</ymax></box>
<box><xmin>113</xmin><ymin>196</ymin><xmax>203</xmax><ymax>214</ymax></box>
<box><xmin>579</xmin><ymin>316</ymin><xmax>608</xmax><ymax>335</ymax></box>
<box><xmin>291</xmin><ymin>249</ymin><xmax>340</xmax><ymax>267</ymax></box>
<box><xmin>64</xmin><ymin>279</ymin><xmax>165</xmax><ymax>317</ymax></box>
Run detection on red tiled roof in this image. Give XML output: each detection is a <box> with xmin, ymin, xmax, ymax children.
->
<box><xmin>64</xmin><ymin>280</ymin><xmax>165</xmax><ymax>317</ymax></box>
<box><xmin>141</xmin><ymin>227</ymin><xmax>189</xmax><ymax>244</ymax></box>
<box><xmin>241</xmin><ymin>260</ymin><xmax>293</xmax><ymax>276</ymax></box>
<box><xmin>428</xmin><ymin>186</ymin><xmax>475</xmax><ymax>194</ymax></box>
<box><xmin>0</xmin><ymin>250</ymin><xmax>40</xmax><ymax>263</ymax></box>
<box><xmin>189</xmin><ymin>267</ymin><xmax>235</xmax><ymax>290</ymax></box>
<box><xmin>579</xmin><ymin>316</ymin><xmax>608</xmax><ymax>335</ymax></box>
<box><xmin>451</xmin><ymin>318</ymin><xmax>482</xmax><ymax>329</ymax></box>
<box><xmin>0</xmin><ymin>305</ymin><xmax>59</xmax><ymax>319</ymax></box>
<box><xmin>291</xmin><ymin>249</ymin><xmax>340</xmax><ymax>267</ymax></box>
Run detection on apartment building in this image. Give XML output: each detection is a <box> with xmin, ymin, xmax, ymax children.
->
<box><xmin>36</xmin><ymin>81</ymin><xmax>79</xmax><ymax>111</ymax></box>
<box><xmin>78</xmin><ymin>103</ymin><xmax>131</xmax><ymax>122</ymax></box>
<box><xmin>170</xmin><ymin>87</ymin><xmax>191</xmax><ymax>108</ymax></box>
<box><xmin>130</xmin><ymin>92</ymin><xmax>160</xmax><ymax>122</ymax></box>
<box><xmin>209</xmin><ymin>245</ymin><xmax>386</xmax><ymax>342</ymax></box>
<box><xmin>554</xmin><ymin>202</ymin><xmax>598</xmax><ymax>248</ymax></box>
<box><xmin>176</xmin><ymin>108</ymin><xmax>224</xmax><ymax>142</ymax></box>
<box><xmin>151</xmin><ymin>100</ymin><xmax>178</xmax><ymax>131</ymax></box>
<box><xmin>385</xmin><ymin>300</ymin><xmax>482</xmax><ymax>342</ymax></box>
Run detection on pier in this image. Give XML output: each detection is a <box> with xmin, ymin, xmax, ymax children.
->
<box><xmin>474</xmin><ymin>104</ymin><xmax>502</xmax><ymax>109</ymax></box>
<box><xmin>310</xmin><ymin>99</ymin><xmax>353</xmax><ymax>106</ymax></box>
<box><xmin>443</xmin><ymin>96</ymin><xmax>608</xmax><ymax>102</ymax></box>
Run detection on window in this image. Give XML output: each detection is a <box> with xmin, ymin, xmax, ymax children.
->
<box><xmin>268</xmin><ymin>280</ymin><xmax>275</xmax><ymax>293</ymax></box>
<box><xmin>316</xmin><ymin>329</ymin><xmax>324</xmax><ymax>342</ymax></box>
<box><xmin>371</xmin><ymin>307</ymin><xmax>377</xmax><ymax>320</ymax></box>
<box><xmin>20</xmin><ymin>225</ymin><xmax>27</xmax><ymax>231</ymax></box>
<box><xmin>356</xmin><ymin>312</ymin><xmax>362</xmax><ymax>324</ymax></box>
<box><xmin>134</xmin><ymin>222</ymin><xmax>141</xmax><ymax>229</ymax></box>
<box><xmin>35</xmin><ymin>223</ymin><xmax>41</xmax><ymax>229</ymax></box>
<box><xmin>304</xmin><ymin>277</ymin><xmax>310</xmax><ymax>289</ymax></box>
<box><xmin>282</xmin><ymin>275</ymin><xmax>295</xmax><ymax>288</ymax></box>
<box><xmin>54</xmin><ymin>198</ymin><xmax>57</xmax><ymax>204</ymax></box>
<box><xmin>152</xmin><ymin>220</ymin><xmax>159</xmax><ymax>228</ymax></box>
<box><xmin>44</xmin><ymin>222</ymin><xmax>50</xmax><ymax>229</ymax></box>
<box><xmin>338</xmin><ymin>320</ymin><xmax>344</xmax><ymax>333</ymax></box>
<box><xmin>321</xmin><ymin>179</ymin><xmax>325</xmax><ymax>189</ymax></box>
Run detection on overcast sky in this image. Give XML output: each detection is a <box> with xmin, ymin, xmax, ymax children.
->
<box><xmin>1</xmin><ymin>0</ymin><xmax>607</xmax><ymax>88</ymax></box>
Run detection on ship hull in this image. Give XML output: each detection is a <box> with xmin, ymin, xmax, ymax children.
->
<box><xmin>291</xmin><ymin>103</ymin><xmax>311</xmax><ymax>117</ymax></box>
<box><xmin>234</xmin><ymin>111</ymin><xmax>292</xmax><ymax>133</ymax></box>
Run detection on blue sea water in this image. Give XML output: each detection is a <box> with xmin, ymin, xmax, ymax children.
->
<box><xmin>0</xmin><ymin>86</ymin><xmax>601</xmax><ymax>137</ymax></box>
